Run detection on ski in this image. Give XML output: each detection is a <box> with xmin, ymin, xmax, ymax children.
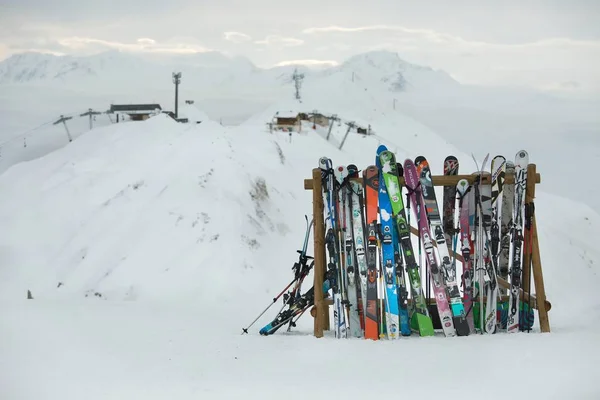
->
<box><xmin>499</xmin><ymin>161</ymin><xmax>515</xmax><ymax>295</ymax></box>
<box><xmin>380</xmin><ymin>150</ymin><xmax>430</xmax><ymax>336</ymax></box>
<box><xmin>456</xmin><ymin>179</ymin><xmax>475</xmax><ymax>334</ymax></box>
<box><xmin>319</xmin><ymin>157</ymin><xmax>347</xmax><ymax>339</ymax></box>
<box><xmin>334</xmin><ymin>165</ymin><xmax>352</xmax><ymax>337</ymax></box>
<box><xmin>415</xmin><ymin>156</ymin><xmax>469</xmax><ymax>336</ymax></box>
<box><xmin>404</xmin><ymin>158</ymin><xmax>456</xmax><ymax>337</ymax></box>
<box><xmin>470</xmin><ymin>154</ymin><xmax>487</xmax><ymax>333</ymax></box>
<box><xmin>243</xmin><ymin>216</ymin><xmax>315</xmax><ymax>335</ymax></box>
<box><xmin>343</xmin><ymin>165</ymin><xmax>362</xmax><ymax>338</ymax></box>
<box><xmin>377</xmin><ymin>148</ymin><xmax>400</xmax><ymax>339</ymax></box>
<box><xmin>363</xmin><ymin>165</ymin><xmax>380</xmax><ymax>340</ymax></box>
<box><xmin>479</xmin><ymin>155</ymin><xmax>505</xmax><ymax>334</ymax></box>
<box><xmin>443</xmin><ymin>156</ymin><xmax>459</xmax><ymax>245</ymax></box>
<box><xmin>348</xmin><ymin>165</ymin><xmax>368</xmax><ymax>335</ymax></box>
<box><xmin>259</xmin><ymin>279</ymin><xmax>332</xmax><ymax>335</ymax></box>
<box><xmin>507</xmin><ymin>150</ymin><xmax>529</xmax><ymax>333</ymax></box>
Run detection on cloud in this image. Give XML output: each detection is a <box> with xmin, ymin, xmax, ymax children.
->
<box><xmin>55</xmin><ymin>36</ymin><xmax>211</xmax><ymax>54</ymax></box>
<box><xmin>254</xmin><ymin>35</ymin><xmax>304</xmax><ymax>47</ymax></box>
<box><xmin>302</xmin><ymin>24</ymin><xmax>600</xmax><ymax>50</ymax></box>
<box><xmin>303</xmin><ymin>25</ymin><xmax>460</xmax><ymax>44</ymax></box>
<box><xmin>299</xmin><ymin>24</ymin><xmax>600</xmax><ymax>93</ymax></box>
<box><xmin>137</xmin><ymin>38</ymin><xmax>156</xmax><ymax>46</ymax></box>
<box><xmin>304</xmin><ymin>25</ymin><xmax>420</xmax><ymax>34</ymax></box>
<box><xmin>274</xmin><ymin>59</ymin><xmax>339</xmax><ymax>67</ymax></box>
<box><xmin>223</xmin><ymin>31</ymin><xmax>252</xmax><ymax>43</ymax></box>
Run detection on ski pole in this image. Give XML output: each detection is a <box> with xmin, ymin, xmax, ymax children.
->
<box><xmin>241</xmin><ymin>277</ymin><xmax>298</xmax><ymax>334</ymax></box>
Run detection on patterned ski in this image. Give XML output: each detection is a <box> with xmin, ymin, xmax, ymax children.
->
<box><xmin>343</xmin><ymin>170</ymin><xmax>362</xmax><ymax>338</ymax></box>
<box><xmin>380</xmin><ymin>150</ymin><xmax>429</xmax><ymax>336</ymax></box>
<box><xmin>477</xmin><ymin>156</ymin><xmax>504</xmax><ymax>334</ymax></box>
<box><xmin>404</xmin><ymin>158</ymin><xmax>456</xmax><ymax>337</ymax></box>
<box><xmin>363</xmin><ymin>165</ymin><xmax>380</xmax><ymax>340</ymax></box>
<box><xmin>348</xmin><ymin>167</ymin><xmax>368</xmax><ymax>334</ymax></box>
<box><xmin>415</xmin><ymin>156</ymin><xmax>470</xmax><ymax>336</ymax></box>
<box><xmin>319</xmin><ymin>157</ymin><xmax>347</xmax><ymax>339</ymax></box>
<box><xmin>507</xmin><ymin>150</ymin><xmax>529</xmax><ymax>333</ymax></box>
<box><xmin>377</xmin><ymin>149</ymin><xmax>400</xmax><ymax>339</ymax></box>
<box><xmin>457</xmin><ymin>179</ymin><xmax>475</xmax><ymax>333</ymax></box>
<box><xmin>499</xmin><ymin>161</ymin><xmax>515</xmax><ymax>294</ymax></box>
<box><xmin>443</xmin><ymin>156</ymin><xmax>459</xmax><ymax>246</ymax></box>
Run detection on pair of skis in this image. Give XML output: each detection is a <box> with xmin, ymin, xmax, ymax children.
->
<box><xmin>404</xmin><ymin>157</ymin><xmax>469</xmax><ymax>336</ymax></box>
<box><xmin>371</xmin><ymin>151</ymin><xmax>470</xmax><ymax>338</ymax></box>
<box><xmin>469</xmin><ymin>151</ymin><xmax>529</xmax><ymax>334</ymax></box>
<box><xmin>320</xmin><ymin>158</ymin><xmax>371</xmax><ymax>338</ymax></box>
<box><xmin>242</xmin><ymin>216</ymin><xmax>324</xmax><ymax>336</ymax></box>
<box><xmin>377</xmin><ymin>146</ymin><xmax>429</xmax><ymax>338</ymax></box>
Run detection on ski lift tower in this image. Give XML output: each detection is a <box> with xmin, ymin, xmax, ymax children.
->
<box><xmin>172</xmin><ymin>72</ymin><xmax>182</xmax><ymax>119</ymax></box>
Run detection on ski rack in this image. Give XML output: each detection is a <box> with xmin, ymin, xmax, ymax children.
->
<box><xmin>304</xmin><ymin>163</ymin><xmax>551</xmax><ymax>338</ymax></box>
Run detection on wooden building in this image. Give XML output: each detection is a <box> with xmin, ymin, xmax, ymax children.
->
<box><xmin>310</xmin><ymin>113</ymin><xmax>330</xmax><ymax>127</ymax></box>
<box><xmin>274</xmin><ymin>111</ymin><xmax>300</xmax><ymax>131</ymax></box>
<box><xmin>109</xmin><ymin>104</ymin><xmax>162</xmax><ymax>122</ymax></box>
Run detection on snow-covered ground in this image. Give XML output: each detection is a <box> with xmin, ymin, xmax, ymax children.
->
<box><xmin>1</xmin><ymin>104</ymin><xmax>600</xmax><ymax>399</ymax></box>
<box><xmin>1</xmin><ymin>50</ymin><xmax>599</xmax><ymax>399</ymax></box>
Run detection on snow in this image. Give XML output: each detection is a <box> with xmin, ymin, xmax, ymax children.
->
<box><xmin>0</xmin><ymin>49</ymin><xmax>600</xmax><ymax>399</ymax></box>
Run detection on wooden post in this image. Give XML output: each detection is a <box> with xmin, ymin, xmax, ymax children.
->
<box><xmin>522</xmin><ymin>164</ymin><xmax>536</xmax><ymax>298</ymax></box>
<box><xmin>311</xmin><ymin>168</ymin><xmax>328</xmax><ymax>338</ymax></box>
<box><xmin>525</xmin><ymin>164</ymin><xmax>550</xmax><ymax>333</ymax></box>
<box><xmin>531</xmin><ymin>215</ymin><xmax>550</xmax><ymax>332</ymax></box>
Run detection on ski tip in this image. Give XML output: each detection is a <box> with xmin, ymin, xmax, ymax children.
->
<box><xmin>415</xmin><ymin>314</ymin><xmax>435</xmax><ymax>337</ymax></box>
<box><xmin>516</xmin><ymin>149</ymin><xmax>528</xmax><ymax>159</ymax></box>
<box><xmin>376</xmin><ymin>144</ymin><xmax>388</xmax><ymax>154</ymax></box>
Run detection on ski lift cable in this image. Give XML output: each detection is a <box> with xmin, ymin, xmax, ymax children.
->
<box><xmin>0</xmin><ymin>119</ymin><xmax>56</xmax><ymax>147</ymax></box>
<box><xmin>0</xmin><ymin>107</ymin><xmax>102</xmax><ymax>148</ymax></box>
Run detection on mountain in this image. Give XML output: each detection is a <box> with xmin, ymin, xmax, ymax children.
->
<box><xmin>0</xmin><ymin>49</ymin><xmax>457</xmax><ymax>93</ymax></box>
<box><xmin>0</xmin><ymin>50</ymin><xmax>258</xmax><ymax>85</ymax></box>
<box><xmin>332</xmin><ymin>50</ymin><xmax>462</xmax><ymax>93</ymax></box>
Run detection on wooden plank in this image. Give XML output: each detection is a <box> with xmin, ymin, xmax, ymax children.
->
<box><xmin>304</xmin><ymin>178</ymin><xmax>313</xmax><ymax>190</ymax></box>
<box><xmin>305</xmin><ymin>173</ymin><xmax>541</xmax><ymax>190</ymax></box>
<box><xmin>312</xmin><ymin>168</ymin><xmax>327</xmax><ymax>338</ymax></box>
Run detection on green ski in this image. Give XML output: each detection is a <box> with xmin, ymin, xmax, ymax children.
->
<box><xmin>379</xmin><ymin>150</ymin><xmax>435</xmax><ymax>336</ymax></box>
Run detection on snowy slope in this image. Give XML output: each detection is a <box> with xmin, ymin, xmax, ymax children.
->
<box><xmin>0</xmin><ymin>114</ymin><xmax>303</xmax><ymax>304</ymax></box>
<box><xmin>1</xmin><ymin>95</ymin><xmax>600</xmax><ymax>399</ymax></box>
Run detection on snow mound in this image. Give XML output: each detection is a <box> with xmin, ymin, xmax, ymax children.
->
<box><xmin>178</xmin><ymin>104</ymin><xmax>211</xmax><ymax>123</ymax></box>
<box><xmin>0</xmin><ymin>114</ymin><xmax>304</xmax><ymax>305</ymax></box>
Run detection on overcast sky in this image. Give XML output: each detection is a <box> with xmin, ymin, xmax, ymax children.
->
<box><xmin>1</xmin><ymin>0</ymin><xmax>599</xmax><ymax>93</ymax></box>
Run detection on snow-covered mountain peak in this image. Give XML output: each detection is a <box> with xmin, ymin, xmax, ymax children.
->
<box><xmin>0</xmin><ymin>50</ymin><xmax>257</xmax><ymax>85</ymax></box>
<box><xmin>342</xmin><ymin>50</ymin><xmax>413</xmax><ymax>70</ymax></box>
<box><xmin>329</xmin><ymin>50</ymin><xmax>460</xmax><ymax>93</ymax></box>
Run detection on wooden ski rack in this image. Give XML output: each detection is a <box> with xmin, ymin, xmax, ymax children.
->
<box><xmin>304</xmin><ymin>164</ymin><xmax>551</xmax><ymax>338</ymax></box>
